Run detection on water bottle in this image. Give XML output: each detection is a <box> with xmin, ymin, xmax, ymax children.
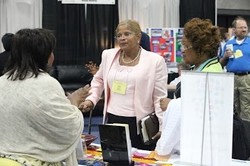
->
<box><xmin>82</xmin><ymin>135</ymin><xmax>88</xmax><ymax>159</ymax></box>
<box><xmin>76</xmin><ymin>135</ymin><xmax>87</xmax><ymax>160</ymax></box>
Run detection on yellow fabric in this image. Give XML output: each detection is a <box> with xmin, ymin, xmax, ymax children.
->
<box><xmin>0</xmin><ymin>158</ymin><xmax>22</xmax><ymax>166</ymax></box>
<box><xmin>202</xmin><ymin>62</ymin><xmax>223</xmax><ymax>72</ymax></box>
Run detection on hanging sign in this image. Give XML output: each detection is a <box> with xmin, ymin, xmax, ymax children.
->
<box><xmin>61</xmin><ymin>0</ymin><xmax>115</xmax><ymax>5</ymax></box>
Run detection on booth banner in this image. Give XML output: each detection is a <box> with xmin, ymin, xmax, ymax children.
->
<box><xmin>61</xmin><ymin>0</ymin><xmax>115</xmax><ymax>4</ymax></box>
<box><xmin>146</xmin><ymin>28</ymin><xmax>184</xmax><ymax>65</ymax></box>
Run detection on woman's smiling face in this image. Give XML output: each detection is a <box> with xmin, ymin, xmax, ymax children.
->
<box><xmin>116</xmin><ymin>24</ymin><xmax>140</xmax><ymax>51</ymax></box>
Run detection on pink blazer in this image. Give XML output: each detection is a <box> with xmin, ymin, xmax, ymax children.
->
<box><xmin>86</xmin><ymin>48</ymin><xmax>168</xmax><ymax>131</ymax></box>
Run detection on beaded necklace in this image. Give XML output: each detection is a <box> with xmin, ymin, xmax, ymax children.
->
<box><xmin>121</xmin><ymin>48</ymin><xmax>141</xmax><ymax>64</ymax></box>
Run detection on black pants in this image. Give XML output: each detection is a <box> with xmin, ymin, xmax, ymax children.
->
<box><xmin>106</xmin><ymin>113</ymin><xmax>155</xmax><ymax>150</ymax></box>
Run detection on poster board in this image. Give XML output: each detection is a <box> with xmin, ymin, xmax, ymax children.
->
<box><xmin>179</xmin><ymin>71</ymin><xmax>234</xmax><ymax>166</ymax></box>
<box><xmin>146</xmin><ymin>27</ymin><xmax>184</xmax><ymax>64</ymax></box>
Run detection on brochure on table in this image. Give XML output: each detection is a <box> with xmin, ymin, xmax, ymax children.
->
<box><xmin>178</xmin><ymin>71</ymin><xmax>234</xmax><ymax>166</ymax></box>
<box><xmin>98</xmin><ymin>123</ymin><xmax>132</xmax><ymax>165</ymax></box>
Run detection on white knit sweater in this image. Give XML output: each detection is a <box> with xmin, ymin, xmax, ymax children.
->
<box><xmin>0</xmin><ymin>73</ymin><xmax>84</xmax><ymax>166</ymax></box>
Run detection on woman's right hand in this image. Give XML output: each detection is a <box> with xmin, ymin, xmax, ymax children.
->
<box><xmin>147</xmin><ymin>151</ymin><xmax>170</xmax><ymax>161</ymax></box>
<box><xmin>79</xmin><ymin>100</ymin><xmax>94</xmax><ymax>113</ymax></box>
<box><xmin>154</xmin><ymin>151</ymin><xmax>170</xmax><ymax>161</ymax></box>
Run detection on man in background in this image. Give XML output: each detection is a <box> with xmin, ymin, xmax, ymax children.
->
<box><xmin>168</xmin><ymin>62</ymin><xmax>191</xmax><ymax>89</ymax></box>
<box><xmin>218</xmin><ymin>27</ymin><xmax>229</xmax><ymax>57</ymax></box>
<box><xmin>0</xmin><ymin>33</ymin><xmax>14</xmax><ymax>76</ymax></box>
<box><xmin>219</xmin><ymin>16</ymin><xmax>250</xmax><ymax>121</ymax></box>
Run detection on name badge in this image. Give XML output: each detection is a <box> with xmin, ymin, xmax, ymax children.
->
<box><xmin>234</xmin><ymin>49</ymin><xmax>243</xmax><ymax>58</ymax></box>
<box><xmin>112</xmin><ymin>80</ymin><xmax>127</xmax><ymax>95</ymax></box>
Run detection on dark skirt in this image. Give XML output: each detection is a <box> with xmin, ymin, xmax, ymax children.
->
<box><xmin>106</xmin><ymin>113</ymin><xmax>155</xmax><ymax>150</ymax></box>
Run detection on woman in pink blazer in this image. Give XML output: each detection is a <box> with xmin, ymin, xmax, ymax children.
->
<box><xmin>80</xmin><ymin>20</ymin><xmax>168</xmax><ymax>150</ymax></box>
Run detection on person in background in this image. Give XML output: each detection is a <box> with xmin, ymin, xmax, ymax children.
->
<box><xmin>0</xmin><ymin>28</ymin><xmax>90</xmax><ymax>166</ymax></box>
<box><xmin>167</xmin><ymin>62</ymin><xmax>191</xmax><ymax>90</ymax></box>
<box><xmin>219</xmin><ymin>16</ymin><xmax>250</xmax><ymax>121</ymax></box>
<box><xmin>0</xmin><ymin>33</ymin><xmax>14</xmax><ymax>76</ymax></box>
<box><xmin>154</xmin><ymin>18</ymin><xmax>223</xmax><ymax>160</ymax></box>
<box><xmin>80</xmin><ymin>19</ymin><xmax>168</xmax><ymax>150</ymax></box>
<box><xmin>140</xmin><ymin>31</ymin><xmax>151</xmax><ymax>51</ymax></box>
<box><xmin>85</xmin><ymin>61</ymin><xmax>99</xmax><ymax>76</ymax></box>
<box><xmin>217</xmin><ymin>27</ymin><xmax>229</xmax><ymax>57</ymax></box>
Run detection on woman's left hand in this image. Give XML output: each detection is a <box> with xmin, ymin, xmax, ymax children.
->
<box><xmin>67</xmin><ymin>84</ymin><xmax>91</xmax><ymax>106</ymax></box>
<box><xmin>160</xmin><ymin>97</ymin><xmax>171</xmax><ymax>111</ymax></box>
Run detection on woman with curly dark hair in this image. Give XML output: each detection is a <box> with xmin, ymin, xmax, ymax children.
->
<box><xmin>153</xmin><ymin>18</ymin><xmax>224</xmax><ymax>161</ymax></box>
<box><xmin>181</xmin><ymin>18</ymin><xmax>222</xmax><ymax>71</ymax></box>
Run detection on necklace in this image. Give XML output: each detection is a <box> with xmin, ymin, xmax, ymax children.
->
<box><xmin>121</xmin><ymin>48</ymin><xmax>141</xmax><ymax>64</ymax></box>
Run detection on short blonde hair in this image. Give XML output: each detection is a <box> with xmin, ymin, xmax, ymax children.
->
<box><xmin>116</xmin><ymin>19</ymin><xmax>142</xmax><ymax>37</ymax></box>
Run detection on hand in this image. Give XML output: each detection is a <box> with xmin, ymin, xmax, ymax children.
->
<box><xmin>147</xmin><ymin>151</ymin><xmax>170</xmax><ymax>161</ymax></box>
<box><xmin>79</xmin><ymin>100</ymin><xmax>94</xmax><ymax>113</ymax></box>
<box><xmin>67</xmin><ymin>84</ymin><xmax>91</xmax><ymax>106</ymax></box>
<box><xmin>224</xmin><ymin>49</ymin><xmax>234</xmax><ymax>59</ymax></box>
<box><xmin>152</xmin><ymin>131</ymin><xmax>161</xmax><ymax>140</ymax></box>
<box><xmin>154</xmin><ymin>151</ymin><xmax>170</xmax><ymax>161</ymax></box>
<box><xmin>85</xmin><ymin>61</ymin><xmax>99</xmax><ymax>75</ymax></box>
<box><xmin>160</xmin><ymin>97</ymin><xmax>171</xmax><ymax>111</ymax></box>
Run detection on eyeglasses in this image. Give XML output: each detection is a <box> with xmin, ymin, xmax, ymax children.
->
<box><xmin>180</xmin><ymin>44</ymin><xmax>193</xmax><ymax>51</ymax></box>
<box><xmin>236</xmin><ymin>26</ymin><xmax>248</xmax><ymax>30</ymax></box>
<box><xmin>115</xmin><ymin>32</ymin><xmax>134</xmax><ymax>40</ymax></box>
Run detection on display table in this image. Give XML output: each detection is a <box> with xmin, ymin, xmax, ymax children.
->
<box><xmin>80</xmin><ymin>144</ymin><xmax>174</xmax><ymax>166</ymax></box>
<box><xmin>78</xmin><ymin>144</ymin><xmax>250</xmax><ymax>166</ymax></box>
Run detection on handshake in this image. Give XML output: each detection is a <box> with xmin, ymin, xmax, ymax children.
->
<box><xmin>66</xmin><ymin>84</ymin><xmax>94</xmax><ymax>112</ymax></box>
